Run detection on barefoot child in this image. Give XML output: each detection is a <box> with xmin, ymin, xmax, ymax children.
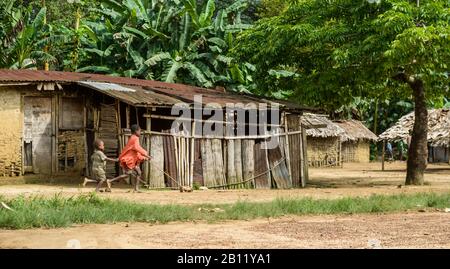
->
<box><xmin>107</xmin><ymin>124</ymin><xmax>151</xmax><ymax>192</ymax></box>
<box><xmin>82</xmin><ymin>139</ymin><xmax>118</xmax><ymax>192</ymax></box>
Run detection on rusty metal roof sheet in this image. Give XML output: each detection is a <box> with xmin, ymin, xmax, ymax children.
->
<box><xmin>0</xmin><ymin>69</ymin><xmax>310</xmax><ymax>110</ymax></box>
<box><xmin>77</xmin><ymin>81</ymin><xmax>179</xmax><ymax>107</ymax></box>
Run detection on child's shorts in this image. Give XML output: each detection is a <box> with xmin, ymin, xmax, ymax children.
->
<box><xmin>92</xmin><ymin>168</ymin><xmax>107</xmax><ymax>182</ymax></box>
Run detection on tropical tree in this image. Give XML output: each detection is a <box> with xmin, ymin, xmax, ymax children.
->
<box><xmin>235</xmin><ymin>0</ymin><xmax>450</xmax><ymax>185</ymax></box>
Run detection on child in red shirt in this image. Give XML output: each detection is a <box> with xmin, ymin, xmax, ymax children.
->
<box><xmin>108</xmin><ymin>124</ymin><xmax>151</xmax><ymax>192</ymax></box>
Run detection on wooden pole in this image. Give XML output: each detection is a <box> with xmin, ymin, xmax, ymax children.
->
<box><xmin>126</xmin><ymin>105</ymin><xmax>130</xmax><ymax>129</ymax></box>
<box><xmin>135</xmin><ymin>107</ymin><xmax>140</xmax><ymax>128</ymax></box>
<box><xmin>145</xmin><ymin>108</ymin><xmax>151</xmax><ymax>184</ymax></box>
<box><xmin>189</xmin><ymin>121</ymin><xmax>195</xmax><ymax>187</ymax></box>
<box><xmin>263</xmin><ymin>127</ymin><xmax>272</xmax><ymax>188</ymax></box>
<box><xmin>283</xmin><ymin>113</ymin><xmax>293</xmax><ymax>185</ymax></box>
<box><xmin>301</xmin><ymin>124</ymin><xmax>309</xmax><ymax>186</ymax></box>
<box><xmin>173</xmin><ymin>135</ymin><xmax>179</xmax><ymax>185</ymax></box>
<box><xmin>382</xmin><ymin>140</ymin><xmax>385</xmax><ymax>171</ymax></box>
<box><xmin>83</xmin><ymin>103</ymin><xmax>89</xmax><ymax>176</ymax></box>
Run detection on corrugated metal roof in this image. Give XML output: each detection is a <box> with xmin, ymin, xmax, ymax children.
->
<box><xmin>77</xmin><ymin>81</ymin><xmax>179</xmax><ymax>107</ymax></box>
<box><xmin>0</xmin><ymin>69</ymin><xmax>312</xmax><ymax>110</ymax></box>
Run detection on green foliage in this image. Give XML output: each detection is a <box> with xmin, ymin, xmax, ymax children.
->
<box><xmin>70</xmin><ymin>0</ymin><xmax>255</xmax><ymax>91</ymax></box>
<box><xmin>234</xmin><ymin>0</ymin><xmax>450</xmax><ymax>110</ymax></box>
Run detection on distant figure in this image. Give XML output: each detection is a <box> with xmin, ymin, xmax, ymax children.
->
<box><xmin>398</xmin><ymin>140</ymin><xmax>405</xmax><ymax>161</ymax></box>
<box><xmin>386</xmin><ymin>141</ymin><xmax>394</xmax><ymax>160</ymax></box>
<box><xmin>406</xmin><ymin>135</ymin><xmax>412</xmax><ymax>149</ymax></box>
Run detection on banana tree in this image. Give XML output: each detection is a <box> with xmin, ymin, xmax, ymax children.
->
<box><xmin>75</xmin><ymin>0</ymin><xmax>255</xmax><ymax>91</ymax></box>
<box><xmin>4</xmin><ymin>7</ymin><xmax>60</xmax><ymax>69</ymax></box>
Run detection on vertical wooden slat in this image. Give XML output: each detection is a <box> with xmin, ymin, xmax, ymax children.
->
<box><xmin>189</xmin><ymin>121</ymin><xmax>196</xmax><ymax>187</ymax></box>
<box><xmin>149</xmin><ymin>135</ymin><xmax>164</xmax><ymax>188</ymax></box>
<box><xmin>301</xmin><ymin>124</ymin><xmax>309</xmax><ymax>186</ymax></box>
<box><xmin>144</xmin><ymin>109</ymin><xmax>151</xmax><ymax>183</ymax></box>
<box><xmin>212</xmin><ymin>138</ymin><xmax>225</xmax><ymax>186</ymax></box>
<box><xmin>382</xmin><ymin>140</ymin><xmax>385</xmax><ymax>171</ymax></box>
<box><xmin>227</xmin><ymin>139</ymin><xmax>236</xmax><ymax>188</ymax></box>
<box><xmin>283</xmin><ymin>113</ymin><xmax>293</xmax><ymax>185</ymax></box>
<box><xmin>234</xmin><ymin>139</ymin><xmax>243</xmax><ymax>188</ymax></box>
<box><xmin>126</xmin><ymin>105</ymin><xmax>130</xmax><ymax>129</ymax></box>
<box><xmin>201</xmin><ymin>139</ymin><xmax>215</xmax><ymax>187</ymax></box>
<box><xmin>242</xmin><ymin>139</ymin><xmax>255</xmax><ymax>188</ymax></box>
<box><xmin>253</xmin><ymin>141</ymin><xmax>271</xmax><ymax>189</ymax></box>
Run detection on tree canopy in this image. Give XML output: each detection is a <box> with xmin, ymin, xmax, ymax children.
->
<box><xmin>235</xmin><ymin>0</ymin><xmax>450</xmax><ymax>110</ymax></box>
<box><xmin>234</xmin><ymin>0</ymin><xmax>450</xmax><ymax>184</ymax></box>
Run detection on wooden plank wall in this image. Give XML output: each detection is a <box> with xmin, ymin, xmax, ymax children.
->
<box><xmin>97</xmin><ymin>103</ymin><xmax>119</xmax><ymax>178</ymax></box>
<box><xmin>148</xmin><ymin>135</ymin><xmax>164</xmax><ymax>188</ymax></box>
<box><xmin>242</xmin><ymin>139</ymin><xmax>255</xmax><ymax>188</ymax></box>
<box><xmin>287</xmin><ymin>114</ymin><xmax>303</xmax><ymax>188</ymax></box>
<box><xmin>162</xmin><ymin>131</ymin><xmax>177</xmax><ymax>187</ymax></box>
<box><xmin>253</xmin><ymin>141</ymin><xmax>271</xmax><ymax>189</ymax></box>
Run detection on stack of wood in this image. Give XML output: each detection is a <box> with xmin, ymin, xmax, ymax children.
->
<box><xmin>3</xmin><ymin>162</ymin><xmax>21</xmax><ymax>177</ymax></box>
<box><xmin>58</xmin><ymin>130</ymin><xmax>85</xmax><ymax>170</ymax></box>
<box><xmin>98</xmin><ymin>103</ymin><xmax>119</xmax><ymax>177</ymax></box>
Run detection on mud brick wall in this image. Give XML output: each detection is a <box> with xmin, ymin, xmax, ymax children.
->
<box><xmin>307</xmin><ymin>137</ymin><xmax>340</xmax><ymax>167</ymax></box>
<box><xmin>0</xmin><ymin>87</ymin><xmax>23</xmax><ymax>176</ymax></box>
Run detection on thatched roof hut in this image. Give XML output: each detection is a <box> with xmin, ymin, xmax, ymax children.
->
<box><xmin>334</xmin><ymin>120</ymin><xmax>378</xmax><ymax>142</ymax></box>
<box><xmin>301</xmin><ymin>113</ymin><xmax>345</xmax><ymax>138</ymax></box>
<box><xmin>379</xmin><ymin>109</ymin><xmax>450</xmax><ymax>147</ymax></box>
<box><xmin>301</xmin><ymin>113</ymin><xmax>344</xmax><ymax>167</ymax></box>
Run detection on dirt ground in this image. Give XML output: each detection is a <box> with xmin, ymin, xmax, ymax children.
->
<box><xmin>1</xmin><ymin>162</ymin><xmax>450</xmax><ymax>249</ymax></box>
<box><xmin>1</xmin><ymin>162</ymin><xmax>449</xmax><ymax>205</ymax></box>
<box><xmin>0</xmin><ymin>212</ymin><xmax>449</xmax><ymax>249</ymax></box>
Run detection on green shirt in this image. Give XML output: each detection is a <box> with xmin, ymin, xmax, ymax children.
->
<box><xmin>91</xmin><ymin>150</ymin><xmax>107</xmax><ymax>171</ymax></box>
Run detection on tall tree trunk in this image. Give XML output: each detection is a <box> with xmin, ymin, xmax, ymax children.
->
<box><xmin>405</xmin><ymin>79</ymin><xmax>428</xmax><ymax>185</ymax></box>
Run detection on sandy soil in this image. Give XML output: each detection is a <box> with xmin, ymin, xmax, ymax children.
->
<box><xmin>0</xmin><ymin>212</ymin><xmax>449</xmax><ymax>249</ymax></box>
<box><xmin>0</xmin><ymin>162</ymin><xmax>449</xmax><ymax>205</ymax></box>
<box><xmin>1</xmin><ymin>162</ymin><xmax>449</xmax><ymax>249</ymax></box>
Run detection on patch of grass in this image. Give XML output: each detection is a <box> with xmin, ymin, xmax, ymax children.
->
<box><xmin>1</xmin><ymin>192</ymin><xmax>449</xmax><ymax>229</ymax></box>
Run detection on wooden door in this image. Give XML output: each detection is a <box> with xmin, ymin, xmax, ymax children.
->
<box><xmin>23</xmin><ymin>97</ymin><xmax>53</xmax><ymax>174</ymax></box>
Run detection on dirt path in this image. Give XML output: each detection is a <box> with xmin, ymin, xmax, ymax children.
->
<box><xmin>1</xmin><ymin>212</ymin><xmax>449</xmax><ymax>249</ymax></box>
<box><xmin>0</xmin><ymin>162</ymin><xmax>449</xmax><ymax>205</ymax></box>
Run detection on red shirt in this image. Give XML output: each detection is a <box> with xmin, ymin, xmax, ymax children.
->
<box><xmin>119</xmin><ymin>134</ymin><xmax>148</xmax><ymax>169</ymax></box>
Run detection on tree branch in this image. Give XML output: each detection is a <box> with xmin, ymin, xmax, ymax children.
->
<box><xmin>392</xmin><ymin>72</ymin><xmax>416</xmax><ymax>86</ymax></box>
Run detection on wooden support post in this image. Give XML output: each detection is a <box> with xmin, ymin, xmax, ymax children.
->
<box><xmin>283</xmin><ymin>113</ymin><xmax>293</xmax><ymax>185</ymax></box>
<box><xmin>189</xmin><ymin>121</ymin><xmax>196</xmax><ymax>187</ymax></box>
<box><xmin>263</xmin><ymin>126</ymin><xmax>272</xmax><ymax>188</ymax></box>
<box><xmin>64</xmin><ymin>142</ymin><xmax>68</xmax><ymax>171</ymax></box>
<box><xmin>126</xmin><ymin>105</ymin><xmax>130</xmax><ymax>129</ymax></box>
<box><xmin>382</xmin><ymin>140</ymin><xmax>385</xmax><ymax>171</ymax></box>
<box><xmin>136</xmin><ymin>107</ymin><xmax>140</xmax><ymax>128</ymax></box>
<box><xmin>51</xmin><ymin>94</ymin><xmax>58</xmax><ymax>174</ymax></box>
<box><xmin>301</xmin><ymin>124</ymin><xmax>309</xmax><ymax>186</ymax></box>
<box><xmin>145</xmin><ymin>108</ymin><xmax>151</xmax><ymax>184</ymax></box>
<box><xmin>339</xmin><ymin>137</ymin><xmax>343</xmax><ymax>168</ymax></box>
<box><xmin>115</xmin><ymin>100</ymin><xmax>122</xmax><ymax>175</ymax></box>
<box><xmin>83</xmin><ymin>104</ymin><xmax>89</xmax><ymax>176</ymax></box>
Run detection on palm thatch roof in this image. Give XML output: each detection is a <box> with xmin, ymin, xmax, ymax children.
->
<box><xmin>301</xmin><ymin>113</ymin><xmax>345</xmax><ymax>138</ymax></box>
<box><xmin>334</xmin><ymin>120</ymin><xmax>378</xmax><ymax>142</ymax></box>
<box><xmin>378</xmin><ymin>109</ymin><xmax>450</xmax><ymax>146</ymax></box>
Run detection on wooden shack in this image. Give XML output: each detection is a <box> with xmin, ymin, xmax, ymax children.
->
<box><xmin>0</xmin><ymin>70</ymin><xmax>313</xmax><ymax>188</ymax></box>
